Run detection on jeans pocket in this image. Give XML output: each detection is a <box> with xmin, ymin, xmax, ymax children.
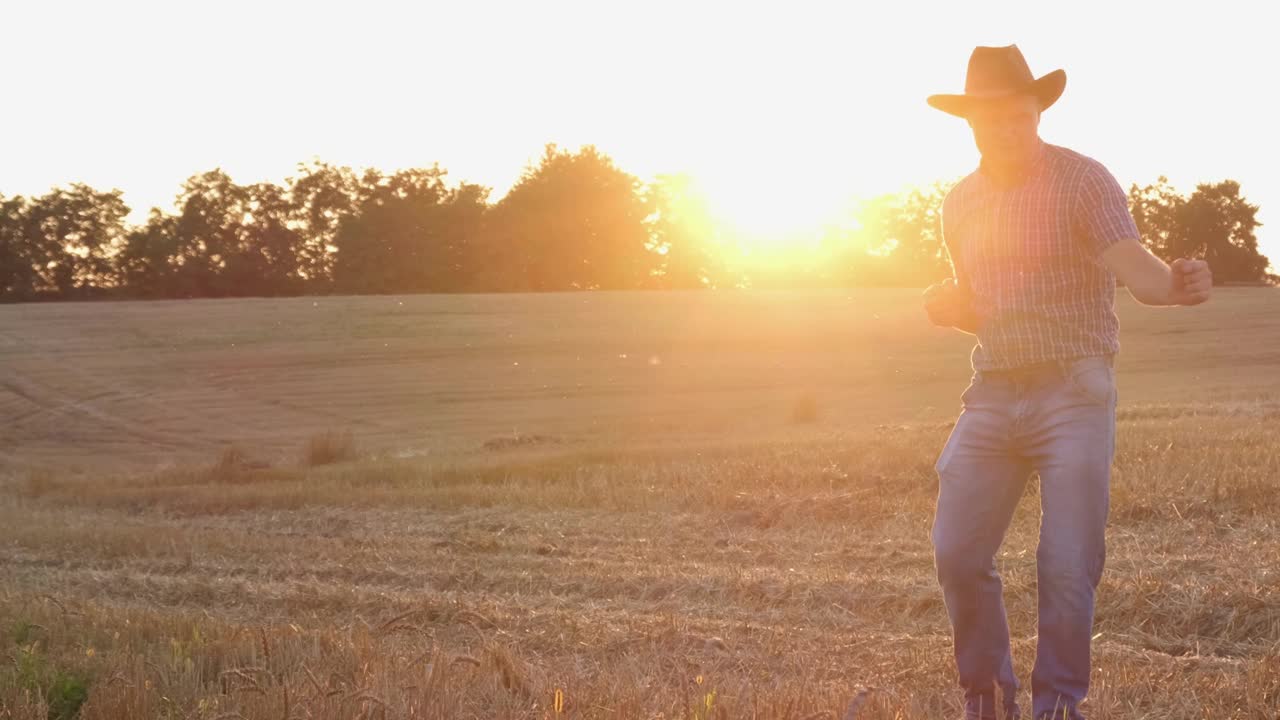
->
<box><xmin>935</xmin><ymin>414</ymin><xmax>969</xmax><ymax>476</ymax></box>
<box><xmin>1068</xmin><ymin>366</ymin><xmax>1116</xmax><ymax>406</ymax></box>
<box><xmin>959</xmin><ymin>375</ymin><xmax>982</xmax><ymax>408</ymax></box>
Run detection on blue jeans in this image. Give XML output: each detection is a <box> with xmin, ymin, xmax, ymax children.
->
<box><xmin>932</xmin><ymin>356</ymin><xmax>1116</xmax><ymax>720</ymax></box>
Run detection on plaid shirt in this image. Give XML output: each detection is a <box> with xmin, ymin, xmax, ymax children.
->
<box><xmin>943</xmin><ymin>143</ymin><xmax>1140</xmax><ymax>371</ymax></box>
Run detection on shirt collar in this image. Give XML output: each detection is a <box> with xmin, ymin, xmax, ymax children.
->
<box><xmin>979</xmin><ymin>140</ymin><xmax>1047</xmax><ymax>189</ymax></box>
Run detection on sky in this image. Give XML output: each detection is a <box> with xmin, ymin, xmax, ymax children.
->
<box><xmin>1</xmin><ymin>0</ymin><xmax>1275</xmax><ymax>262</ymax></box>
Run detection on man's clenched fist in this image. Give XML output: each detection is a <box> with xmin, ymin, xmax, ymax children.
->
<box><xmin>1169</xmin><ymin>258</ymin><xmax>1212</xmax><ymax>306</ymax></box>
<box><xmin>924</xmin><ymin>278</ymin><xmax>978</xmax><ymax>332</ymax></box>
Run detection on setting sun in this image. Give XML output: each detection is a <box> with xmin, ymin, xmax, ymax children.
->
<box><xmin>700</xmin><ymin>174</ymin><xmax>838</xmax><ymax>250</ymax></box>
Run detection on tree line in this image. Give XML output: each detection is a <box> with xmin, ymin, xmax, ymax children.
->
<box><xmin>0</xmin><ymin>144</ymin><xmax>1271</xmax><ymax>301</ymax></box>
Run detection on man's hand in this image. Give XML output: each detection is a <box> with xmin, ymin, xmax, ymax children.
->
<box><xmin>1169</xmin><ymin>258</ymin><xmax>1212</xmax><ymax>305</ymax></box>
<box><xmin>924</xmin><ymin>278</ymin><xmax>979</xmax><ymax>334</ymax></box>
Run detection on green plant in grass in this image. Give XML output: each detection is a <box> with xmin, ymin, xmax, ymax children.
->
<box><xmin>8</xmin><ymin>645</ymin><xmax>90</xmax><ymax>720</ymax></box>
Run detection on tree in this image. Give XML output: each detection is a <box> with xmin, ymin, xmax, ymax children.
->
<box><xmin>1181</xmin><ymin>181</ymin><xmax>1268</xmax><ymax>283</ymax></box>
<box><xmin>1127</xmin><ymin>176</ymin><xmax>1182</xmax><ymax>260</ymax></box>
<box><xmin>165</xmin><ymin>170</ymin><xmax>250</xmax><ymax>296</ymax></box>
<box><xmin>117</xmin><ymin>209</ymin><xmax>182</xmax><ymax>298</ymax></box>
<box><xmin>487</xmin><ymin>144</ymin><xmax>654</xmax><ymax>291</ymax></box>
<box><xmin>2</xmin><ymin>151</ymin><xmax>1268</xmax><ymax>300</ymax></box>
<box><xmin>0</xmin><ymin>195</ymin><xmax>35</xmax><ymax>300</ymax></box>
<box><xmin>235</xmin><ymin>181</ymin><xmax>307</xmax><ymax>295</ymax></box>
<box><xmin>886</xmin><ymin>182</ymin><xmax>952</xmax><ymax>284</ymax></box>
<box><xmin>159</xmin><ymin>170</ymin><xmax>308</xmax><ymax>297</ymax></box>
<box><xmin>17</xmin><ymin>185</ymin><xmax>130</xmax><ymax>297</ymax></box>
<box><xmin>287</xmin><ymin>160</ymin><xmax>362</xmax><ymax>288</ymax></box>
<box><xmin>831</xmin><ymin>182</ymin><xmax>953</xmax><ymax>287</ymax></box>
<box><xmin>1128</xmin><ymin>177</ymin><xmax>1269</xmax><ymax>284</ymax></box>
<box><xmin>642</xmin><ymin>173</ymin><xmax>723</xmax><ymax>289</ymax></box>
<box><xmin>331</xmin><ymin>167</ymin><xmax>490</xmax><ymax>294</ymax></box>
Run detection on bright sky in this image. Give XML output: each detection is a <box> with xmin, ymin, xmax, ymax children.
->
<box><xmin>2</xmin><ymin>0</ymin><xmax>1274</xmax><ymax>263</ymax></box>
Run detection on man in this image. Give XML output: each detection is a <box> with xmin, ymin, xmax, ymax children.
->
<box><xmin>923</xmin><ymin>45</ymin><xmax>1212</xmax><ymax>720</ymax></box>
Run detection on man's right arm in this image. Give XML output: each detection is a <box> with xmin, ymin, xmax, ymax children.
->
<box><xmin>924</xmin><ymin>195</ymin><xmax>980</xmax><ymax>335</ymax></box>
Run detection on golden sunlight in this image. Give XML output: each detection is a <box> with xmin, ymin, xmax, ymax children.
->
<box><xmin>696</xmin><ymin>167</ymin><xmax>847</xmax><ymax>252</ymax></box>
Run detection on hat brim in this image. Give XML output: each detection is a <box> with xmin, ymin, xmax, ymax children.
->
<box><xmin>927</xmin><ymin>69</ymin><xmax>1066</xmax><ymax>118</ymax></box>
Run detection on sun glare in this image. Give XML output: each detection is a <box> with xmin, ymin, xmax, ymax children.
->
<box><xmin>696</xmin><ymin>169</ymin><xmax>845</xmax><ymax>253</ymax></box>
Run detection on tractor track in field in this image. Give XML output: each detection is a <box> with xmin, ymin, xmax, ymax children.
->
<box><xmin>0</xmin><ymin>366</ymin><xmax>215</xmax><ymax>454</ymax></box>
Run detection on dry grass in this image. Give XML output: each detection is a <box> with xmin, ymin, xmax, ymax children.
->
<box><xmin>301</xmin><ymin>430</ymin><xmax>358</xmax><ymax>467</ymax></box>
<box><xmin>482</xmin><ymin>433</ymin><xmax>562</xmax><ymax>452</ymax></box>
<box><xmin>208</xmin><ymin>446</ymin><xmax>276</xmax><ymax>482</ymax></box>
<box><xmin>5</xmin><ymin>408</ymin><xmax>1280</xmax><ymax>717</ymax></box>
<box><xmin>3</xmin><ymin>289</ymin><xmax>1280</xmax><ymax>717</ymax></box>
<box><xmin>790</xmin><ymin>392</ymin><xmax>819</xmax><ymax>424</ymax></box>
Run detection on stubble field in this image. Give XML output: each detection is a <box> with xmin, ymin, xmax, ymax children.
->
<box><xmin>2</xmin><ymin>288</ymin><xmax>1279</xmax><ymax>718</ymax></box>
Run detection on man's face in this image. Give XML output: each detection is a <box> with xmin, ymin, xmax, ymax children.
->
<box><xmin>966</xmin><ymin>94</ymin><xmax>1041</xmax><ymax>166</ymax></box>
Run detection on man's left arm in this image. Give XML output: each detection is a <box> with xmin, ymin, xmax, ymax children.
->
<box><xmin>1076</xmin><ymin>164</ymin><xmax>1212</xmax><ymax>306</ymax></box>
<box><xmin>1100</xmin><ymin>239</ymin><xmax>1212</xmax><ymax>306</ymax></box>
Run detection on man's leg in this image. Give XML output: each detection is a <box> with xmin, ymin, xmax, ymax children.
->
<box><xmin>933</xmin><ymin>387</ymin><xmax>1032</xmax><ymax>719</ymax></box>
<box><xmin>1027</xmin><ymin>364</ymin><xmax>1116</xmax><ymax>719</ymax></box>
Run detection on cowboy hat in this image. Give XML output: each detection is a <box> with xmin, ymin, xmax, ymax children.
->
<box><xmin>927</xmin><ymin>45</ymin><xmax>1066</xmax><ymax>118</ymax></box>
